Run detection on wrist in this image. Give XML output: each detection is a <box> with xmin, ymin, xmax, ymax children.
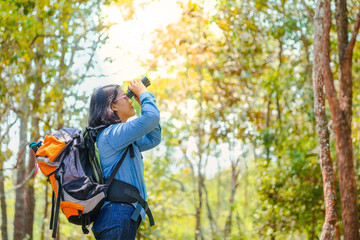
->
<box><xmin>139</xmin><ymin>90</ymin><xmax>147</xmax><ymax>96</ymax></box>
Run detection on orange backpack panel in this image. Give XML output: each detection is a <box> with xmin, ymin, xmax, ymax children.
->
<box><xmin>36</xmin><ymin>135</ymin><xmax>66</xmax><ymax>161</ymax></box>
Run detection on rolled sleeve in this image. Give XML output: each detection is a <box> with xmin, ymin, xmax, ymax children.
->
<box><xmin>136</xmin><ymin>123</ymin><xmax>161</xmax><ymax>152</ymax></box>
<box><xmin>106</xmin><ymin>91</ymin><xmax>161</xmax><ymax>151</ymax></box>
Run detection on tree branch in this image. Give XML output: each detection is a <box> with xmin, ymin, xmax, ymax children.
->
<box><xmin>300</xmin><ymin>0</ymin><xmax>314</xmax><ymax>23</ymax></box>
<box><xmin>335</xmin><ymin>0</ymin><xmax>349</xmax><ymax>63</ymax></box>
<box><xmin>11</xmin><ymin>167</ymin><xmax>36</xmax><ymax>190</ymax></box>
<box><xmin>0</xmin><ymin>143</ymin><xmax>28</xmax><ymax>171</ymax></box>
<box><xmin>322</xmin><ymin>0</ymin><xmax>341</xmax><ymax>122</ymax></box>
<box><xmin>168</xmin><ymin>177</ymin><xmax>186</xmax><ymax>192</ymax></box>
<box><xmin>201</xmin><ymin>178</ymin><xmax>219</xmax><ymax>237</ymax></box>
<box><xmin>30</xmin><ymin>34</ymin><xmax>64</xmax><ymax>47</ymax></box>
<box><xmin>345</xmin><ymin>10</ymin><xmax>360</xmax><ymax>62</ymax></box>
<box><xmin>0</xmin><ymin>117</ymin><xmax>18</xmax><ymax>143</ymax></box>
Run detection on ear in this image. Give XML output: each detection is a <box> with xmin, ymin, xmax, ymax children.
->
<box><xmin>111</xmin><ymin>103</ymin><xmax>118</xmax><ymax>112</ymax></box>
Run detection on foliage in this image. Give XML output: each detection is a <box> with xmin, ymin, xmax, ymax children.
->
<box><xmin>142</xmin><ymin>0</ymin><xmax>357</xmax><ymax>239</ymax></box>
<box><xmin>0</xmin><ymin>0</ymin><xmax>110</xmax><ymax>239</ymax></box>
<box><xmin>1</xmin><ymin>0</ymin><xmax>360</xmax><ymax>239</ymax></box>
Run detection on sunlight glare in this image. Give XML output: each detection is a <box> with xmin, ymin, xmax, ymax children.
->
<box><xmin>87</xmin><ymin>0</ymin><xmax>183</xmax><ymax>90</ymax></box>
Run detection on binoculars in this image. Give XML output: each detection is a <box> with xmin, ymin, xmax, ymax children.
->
<box><xmin>126</xmin><ymin>76</ymin><xmax>151</xmax><ymax>98</ymax></box>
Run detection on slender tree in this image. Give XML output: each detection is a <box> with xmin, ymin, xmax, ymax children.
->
<box><xmin>313</xmin><ymin>0</ymin><xmax>339</xmax><ymax>238</ymax></box>
<box><xmin>0</xmin><ymin>167</ymin><xmax>7</xmax><ymax>240</ymax></box>
<box><xmin>13</xmin><ymin>97</ymin><xmax>29</xmax><ymax>240</ymax></box>
<box><xmin>24</xmin><ymin>81</ymin><xmax>42</xmax><ymax>240</ymax></box>
<box><xmin>0</xmin><ymin>117</ymin><xmax>11</xmax><ymax>240</ymax></box>
<box><xmin>313</xmin><ymin>0</ymin><xmax>360</xmax><ymax>238</ymax></box>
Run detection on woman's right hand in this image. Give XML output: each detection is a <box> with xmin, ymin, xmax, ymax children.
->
<box><xmin>128</xmin><ymin>79</ymin><xmax>147</xmax><ymax>98</ymax></box>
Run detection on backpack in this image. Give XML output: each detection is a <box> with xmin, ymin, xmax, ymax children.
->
<box><xmin>29</xmin><ymin>125</ymin><xmax>155</xmax><ymax>238</ymax></box>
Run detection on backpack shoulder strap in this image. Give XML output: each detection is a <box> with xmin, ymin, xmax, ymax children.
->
<box><xmin>84</xmin><ymin>126</ymin><xmax>107</xmax><ymax>184</ymax></box>
<box><xmin>105</xmin><ymin>145</ymin><xmax>128</xmax><ymax>185</ymax></box>
<box><xmin>85</xmin><ymin>125</ymin><xmax>108</xmax><ymax>144</ymax></box>
<box><xmin>105</xmin><ymin>144</ymin><xmax>135</xmax><ymax>186</ymax></box>
<box><xmin>86</xmin><ymin>125</ymin><xmax>108</xmax><ymax>134</ymax></box>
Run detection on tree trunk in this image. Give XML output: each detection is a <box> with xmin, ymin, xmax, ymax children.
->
<box><xmin>41</xmin><ymin>184</ymin><xmax>48</xmax><ymax>240</ymax></box>
<box><xmin>315</xmin><ymin>0</ymin><xmax>360</xmax><ymax>239</ymax></box>
<box><xmin>24</xmin><ymin>45</ymin><xmax>44</xmax><ymax>239</ymax></box>
<box><xmin>24</xmin><ymin>107</ymin><xmax>40</xmax><ymax>239</ymax></box>
<box><xmin>195</xmin><ymin>62</ymin><xmax>204</xmax><ymax>240</ymax></box>
<box><xmin>313</xmin><ymin>1</ymin><xmax>339</xmax><ymax>238</ymax></box>
<box><xmin>265</xmin><ymin>93</ymin><xmax>272</xmax><ymax>162</ymax></box>
<box><xmin>24</xmin><ymin>10</ymin><xmax>45</xmax><ymax>239</ymax></box>
<box><xmin>13</xmin><ymin>112</ymin><xmax>28</xmax><ymax>240</ymax></box>
<box><xmin>202</xmin><ymin>180</ymin><xmax>216</xmax><ymax>239</ymax></box>
<box><xmin>24</xmin><ymin>161</ymin><xmax>35</xmax><ymax>239</ymax></box>
<box><xmin>195</xmin><ymin>173</ymin><xmax>204</xmax><ymax>240</ymax></box>
<box><xmin>0</xmin><ymin>164</ymin><xmax>8</xmax><ymax>240</ymax></box>
<box><xmin>0</xmin><ymin>109</ymin><xmax>16</xmax><ymax>240</ymax></box>
<box><xmin>334</xmin><ymin>2</ymin><xmax>360</xmax><ymax>238</ymax></box>
<box><xmin>224</xmin><ymin>159</ymin><xmax>240</xmax><ymax>238</ymax></box>
<box><xmin>224</xmin><ymin>126</ymin><xmax>241</xmax><ymax>239</ymax></box>
<box><xmin>334</xmin><ymin>121</ymin><xmax>358</xmax><ymax>240</ymax></box>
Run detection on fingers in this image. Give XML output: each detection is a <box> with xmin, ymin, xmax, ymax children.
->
<box><xmin>128</xmin><ymin>80</ymin><xmax>138</xmax><ymax>90</ymax></box>
<box><xmin>129</xmin><ymin>79</ymin><xmax>142</xmax><ymax>89</ymax></box>
<box><xmin>128</xmin><ymin>79</ymin><xmax>147</xmax><ymax>97</ymax></box>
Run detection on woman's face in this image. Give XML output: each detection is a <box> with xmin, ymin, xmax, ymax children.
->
<box><xmin>111</xmin><ymin>89</ymin><xmax>136</xmax><ymax>122</ymax></box>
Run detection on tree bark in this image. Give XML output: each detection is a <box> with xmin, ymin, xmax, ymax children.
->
<box><xmin>24</xmin><ymin>30</ymin><xmax>44</xmax><ymax>238</ymax></box>
<box><xmin>41</xmin><ymin>184</ymin><xmax>49</xmax><ymax>240</ymax></box>
<box><xmin>224</xmin><ymin>157</ymin><xmax>241</xmax><ymax>238</ymax></box>
<box><xmin>202</xmin><ymin>179</ymin><xmax>217</xmax><ymax>239</ymax></box>
<box><xmin>315</xmin><ymin>0</ymin><xmax>360</xmax><ymax>239</ymax></box>
<box><xmin>313</xmin><ymin>1</ymin><xmax>339</xmax><ymax>238</ymax></box>
<box><xmin>195</xmin><ymin>56</ymin><xmax>204</xmax><ymax>240</ymax></box>
<box><xmin>195</xmin><ymin>173</ymin><xmax>204</xmax><ymax>240</ymax></box>
<box><xmin>13</xmin><ymin>110</ymin><xmax>28</xmax><ymax>240</ymax></box>
<box><xmin>0</xmin><ymin>164</ymin><xmax>8</xmax><ymax>240</ymax></box>
<box><xmin>265</xmin><ymin>93</ymin><xmax>272</xmax><ymax>162</ymax></box>
<box><xmin>24</xmin><ymin>84</ymin><xmax>41</xmax><ymax>240</ymax></box>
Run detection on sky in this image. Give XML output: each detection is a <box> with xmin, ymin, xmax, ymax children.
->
<box><xmin>79</xmin><ymin>0</ymin><xmax>183</xmax><ymax>92</ymax></box>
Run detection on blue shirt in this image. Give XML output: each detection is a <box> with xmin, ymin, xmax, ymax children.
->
<box><xmin>96</xmin><ymin>91</ymin><xmax>161</xmax><ymax>220</ymax></box>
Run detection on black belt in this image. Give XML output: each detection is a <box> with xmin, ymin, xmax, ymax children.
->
<box><xmin>106</xmin><ymin>179</ymin><xmax>155</xmax><ymax>226</ymax></box>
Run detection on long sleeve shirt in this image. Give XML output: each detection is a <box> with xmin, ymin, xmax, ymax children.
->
<box><xmin>96</xmin><ymin>91</ymin><xmax>161</xmax><ymax>220</ymax></box>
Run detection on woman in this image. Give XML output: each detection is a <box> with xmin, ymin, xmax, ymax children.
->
<box><xmin>89</xmin><ymin>79</ymin><xmax>161</xmax><ymax>239</ymax></box>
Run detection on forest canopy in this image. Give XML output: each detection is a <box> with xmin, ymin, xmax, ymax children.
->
<box><xmin>1</xmin><ymin>0</ymin><xmax>360</xmax><ymax>239</ymax></box>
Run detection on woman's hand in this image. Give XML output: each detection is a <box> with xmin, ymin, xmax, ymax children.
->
<box><xmin>128</xmin><ymin>79</ymin><xmax>147</xmax><ymax>98</ymax></box>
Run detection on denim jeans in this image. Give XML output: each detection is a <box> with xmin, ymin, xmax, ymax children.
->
<box><xmin>92</xmin><ymin>202</ymin><xmax>141</xmax><ymax>240</ymax></box>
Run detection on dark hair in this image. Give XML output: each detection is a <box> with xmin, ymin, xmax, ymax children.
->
<box><xmin>88</xmin><ymin>84</ymin><xmax>122</xmax><ymax>127</ymax></box>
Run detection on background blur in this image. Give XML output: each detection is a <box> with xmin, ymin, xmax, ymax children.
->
<box><xmin>1</xmin><ymin>0</ymin><xmax>360</xmax><ymax>239</ymax></box>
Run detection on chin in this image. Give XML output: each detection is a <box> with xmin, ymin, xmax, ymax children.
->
<box><xmin>129</xmin><ymin>111</ymin><xmax>136</xmax><ymax>118</ymax></box>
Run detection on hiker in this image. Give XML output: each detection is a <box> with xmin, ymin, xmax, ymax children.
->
<box><xmin>89</xmin><ymin>79</ymin><xmax>161</xmax><ymax>239</ymax></box>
